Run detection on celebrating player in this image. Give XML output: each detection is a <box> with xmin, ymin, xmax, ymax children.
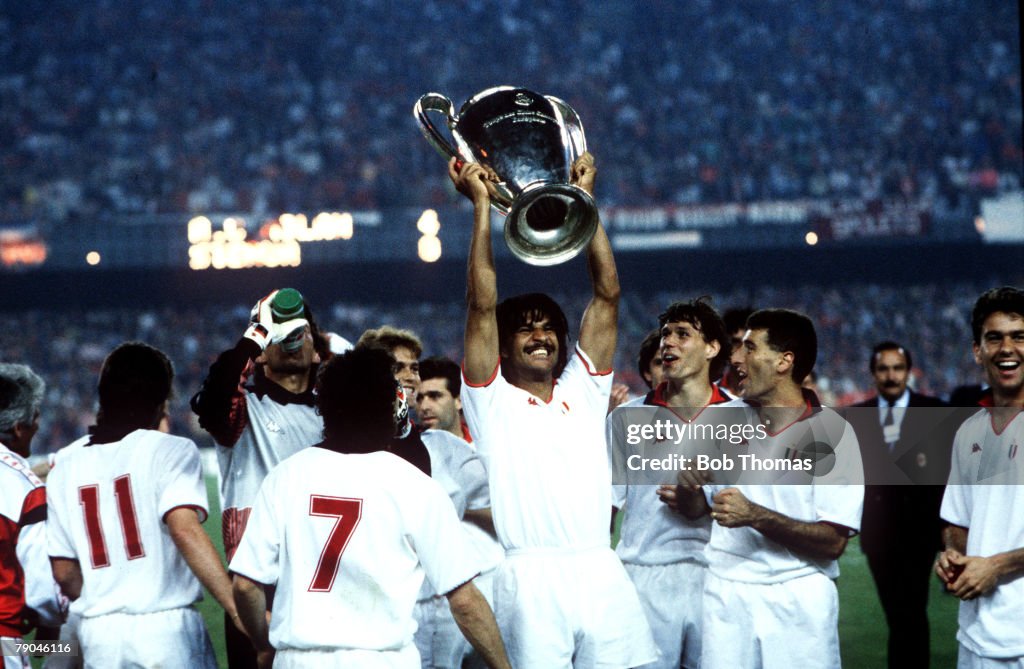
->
<box><xmin>672</xmin><ymin>309</ymin><xmax>864</xmax><ymax>669</ymax></box>
<box><xmin>936</xmin><ymin>286</ymin><xmax>1024</xmax><ymax>667</ymax></box>
<box><xmin>191</xmin><ymin>288</ymin><xmax>321</xmax><ymax>667</ymax></box>
<box><xmin>230</xmin><ymin>347</ymin><xmax>511</xmax><ymax>669</ymax></box>
<box><xmin>356</xmin><ymin>332</ymin><xmax>494</xmax><ymax>668</ymax></box>
<box><xmin>46</xmin><ymin>343</ymin><xmax>239</xmax><ymax>668</ymax></box>
<box><xmin>451</xmin><ymin>153</ymin><xmax>657</xmax><ymax>668</ymax></box>
<box><xmin>416</xmin><ymin>355</ymin><xmax>503</xmax><ymax>669</ymax></box>
<box><xmin>610</xmin><ymin>298</ymin><xmax>732</xmax><ymax>669</ymax></box>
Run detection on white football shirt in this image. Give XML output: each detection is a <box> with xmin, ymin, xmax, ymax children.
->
<box><xmin>609</xmin><ymin>387</ymin><xmax>732</xmax><ymax>566</ymax></box>
<box><xmin>703</xmin><ymin>399</ymin><xmax>864</xmax><ymax>583</ymax></box>
<box><xmin>45</xmin><ymin>430</ymin><xmax>209</xmax><ymax>617</ymax></box>
<box><xmin>229</xmin><ymin>447</ymin><xmax>484</xmax><ymax>652</ymax></box>
<box><xmin>940</xmin><ymin>408</ymin><xmax>1024</xmax><ymax>659</ymax></box>
<box><xmin>461</xmin><ymin>346</ymin><xmax>612</xmax><ymax>551</ymax></box>
<box><xmin>0</xmin><ymin>443</ymin><xmax>46</xmax><ymax>639</ymax></box>
<box><xmin>418</xmin><ymin>429</ymin><xmax>497</xmax><ymax>599</ymax></box>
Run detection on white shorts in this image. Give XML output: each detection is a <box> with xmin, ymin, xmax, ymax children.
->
<box><xmin>959</xmin><ymin>645</ymin><xmax>1024</xmax><ymax>669</ymax></box>
<box><xmin>495</xmin><ymin>546</ymin><xmax>658</xmax><ymax>669</ymax></box>
<box><xmin>274</xmin><ymin>643</ymin><xmax>419</xmax><ymax>669</ymax></box>
<box><xmin>625</xmin><ymin>561</ymin><xmax>704</xmax><ymax>669</ymax></box>
<box><xmin>0</xmin><ymin>637</ymin><xmax>30</xmax><ymax>669</ymax></box>
<box><xmin>78</xmin><ymin>606</ymin><xmax>216</xmax><ymax>669</ymax></box>
<box><xmin>701</xmin><ymin>571</ymin><xmax>839</xmax><ymax>669</ymax></box>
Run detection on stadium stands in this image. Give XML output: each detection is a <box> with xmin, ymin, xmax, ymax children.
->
<box><xmin>1</xmin><ymin>0</ymin><xmax>1019</xmax><ymax>228</ymax></box>
<box><xmin>4</xmin><ymin>278</ymin><xmax>1003</xmax><ymax>457</ymax></box>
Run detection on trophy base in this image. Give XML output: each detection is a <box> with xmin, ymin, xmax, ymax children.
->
<box><xmin>504</xmin><ymin>183</ymin><xmax>599</xmax><ymax>266</ymax></box>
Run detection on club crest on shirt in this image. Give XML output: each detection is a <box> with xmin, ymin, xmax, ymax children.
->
<box><xmin>1011</xmin><ymin>443</ymin><xmax>1019</xmax><ymax>460</ymax></box>
<box><xmin>971</xmin><ymin>443</ymin><xmax>982</xmax><ymax>453</ymax></box>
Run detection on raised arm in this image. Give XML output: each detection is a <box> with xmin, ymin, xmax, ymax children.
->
<box><xmin>573</xmin><ymin>153</ymin><xmax>620</xmax><ymax>371</ymax></box>
<box><xmin>452</xmin><ymin>158</ymin><xmax>502</xmax><ymax>385</ymax></box>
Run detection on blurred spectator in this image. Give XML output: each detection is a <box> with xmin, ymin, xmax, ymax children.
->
<box><xmin>0</xmin><ymin>277</ymin><xmax>1008</xmax><ymax>458</ymax></box>
<box><xmin>0</xmin><ymin>0</ymin><xmax>1019</xmax><ymax>228</ymax></box>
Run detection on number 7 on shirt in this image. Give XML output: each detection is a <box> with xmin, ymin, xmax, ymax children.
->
<box><xmin>308</xmin><ymin>495</ymin><xmax>363</xmax><ymax>592</ymax></box>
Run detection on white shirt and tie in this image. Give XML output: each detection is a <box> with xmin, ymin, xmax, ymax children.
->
<box><xmin>878</xmin><ymin>389</ymin><xmax>910</xmax><ymax>452</ymax></box>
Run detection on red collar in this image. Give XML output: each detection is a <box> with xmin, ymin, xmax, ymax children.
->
<box><xmin>648</xmin><ymin>382</ymin><xmax>730</xmax><ymax>423</ymax></box>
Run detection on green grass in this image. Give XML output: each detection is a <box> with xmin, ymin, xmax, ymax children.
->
<box><xmin>837</xmin><ymin>536</ymin><xmax>960</xmax><ymax>667</ymax></box>
<box><xmin>197</xmin><ymin>474</ymin><xmax>229</xmax><ymax>668</ymax></box>
<box><xmin>612</xmin><ymin>507</ymin><xmax>959</xmax><ymax>668</ymax></box>
<box><xmin>38</xmin><ymin>477</ymin><xmax>961</xmax><ymax>668</ymax></box>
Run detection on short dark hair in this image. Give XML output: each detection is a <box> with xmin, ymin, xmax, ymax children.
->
<box><xmin>723</xmin><ymin>307</ymin><xmax>755</xmax><ymax>334</ymax></box>
<box><xmin>637</xmin><ymin>329</ymin><xmax>662</xmax><ymax>389</ymax></box>
<box><xmin>971</xmin><ymin>286</ymin><xmax>1024</xmax><ymax>344</ymax></box>
<box><xmin>496</xmin><ymin>293</ymin><xmax>570</xmax><ymax>377</ymax></box>
<box><xmin>97</xmin><ymin>342</ymin><xmax>174</xmax><ymax>430</ymax></box>
<box><xmin>746</xmin><ymin>309</ymin><xmax>817</xmax><ymax>383</ymax></box>
<box><xmin>316</xmin><ymin>347</ymin><xmax>397</xmax><ymax>450</ymax></box>
<box><xmin>418</xmin><ymin>356</ymin><xmax>461</xmax><ymax>398</ymax></box>
<box><xmin>657</xmin><ymin>297</ymin><xmax>731</xmax><ymax>380</ymax></box>
<box><xmin>869</xmin><ymin>341</ymin><xmax>913</xmax><ymax>372</ymax></box>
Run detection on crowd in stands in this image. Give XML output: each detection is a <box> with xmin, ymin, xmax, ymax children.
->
<box><xmin>1</xmin><ymin>0</ymin><xmax>1019</xmax><ymax>229</ymax></box>
<box><xmin>4</xmin><ymin>278</ymin><xmax>1002</xmax><ymax>458</ymax></box>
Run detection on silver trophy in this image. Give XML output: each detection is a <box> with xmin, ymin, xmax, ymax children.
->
<box><xmin>414</xmin><ymin>86</ymin><xmax>598</xmax><ymax>266</ymax></box>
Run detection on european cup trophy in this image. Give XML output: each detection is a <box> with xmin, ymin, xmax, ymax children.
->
<box><xmin>414</xmin><ymin>86</ymin><xmax>599</xmax><ymax>266</ymax></box>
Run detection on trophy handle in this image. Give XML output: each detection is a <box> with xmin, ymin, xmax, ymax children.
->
<box><xmin>414</xmin><ymin>93</ymin><xmax>465</xmax><ymax>162</ymax></box>
<box><xmin>547</xmin><ymin>96</ymin><xmax>587</xmax><ymax>162</ymax></box>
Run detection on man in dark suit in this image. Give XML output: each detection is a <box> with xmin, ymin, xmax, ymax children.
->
<box><xmin>847</xmin><ymin>341</ymin><xmax>952</xmax><ymax>669</ymax></box>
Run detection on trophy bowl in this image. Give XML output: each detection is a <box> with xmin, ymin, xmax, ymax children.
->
<box><xmin>414</xmin><ymin>86</ymin><xmax>598</xmax><ymax>266</ymax></box>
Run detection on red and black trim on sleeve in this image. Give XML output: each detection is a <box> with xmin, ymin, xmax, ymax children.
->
<box><xmin>18</xmin><ymin>487</ymin><xmax>45</xmax><ymax>528</ymax></box>
<box><xmin>191</xmin><ymin>338</ymin><xmax>260</xmax><ymax>447</ymax></box>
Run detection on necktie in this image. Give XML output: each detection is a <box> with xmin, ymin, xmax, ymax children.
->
<box><xmin>883</xmin><ymin>402</ymin><xmax>896</xmax><ymax>452</ymax></box>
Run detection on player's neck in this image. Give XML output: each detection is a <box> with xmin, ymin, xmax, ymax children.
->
<box><xmin>510</xmin><ymin>374</ymin><xmax>554</xmax><ymax>402</ymax></box>
<box><xmin>663</xmin><ymin>377</ymin><xmax>713</xmax><ymax>415</ymax></box>
<box><xmin>755</xmin><ymin>382</ymin><xmax>807</xmax><ymax>428</ymax></box>
<box><xmin>991</xmin><ymin>386</ymin><xmax>1024</xmax><ymax>409</ymax></box>
<box><xmin>266</xmin><ymin>369</ymin><xmax>311</xmax><ymax>394</ymax></box>
<box><xmin>989</xmin><ymin>387</ymin><xmax>1024</xmax><ymax>430</ymax></box>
